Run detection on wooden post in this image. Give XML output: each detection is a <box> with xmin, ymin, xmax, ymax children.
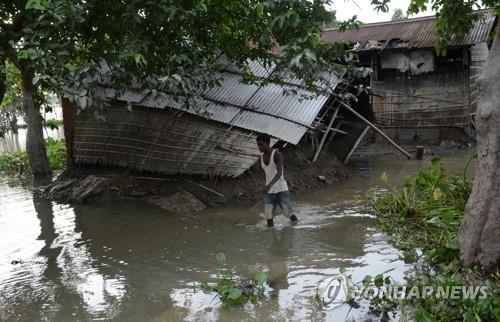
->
<box><xmin>344</xmin><ymin>125</ymin><xmax>370</xmax><ymax>163</ymax></box>
<box><xmin>416</xmin><ymin>146</ymin><xmax>424</xmax><ymax>160</ymax></box>
<box><xmin>327</xmin><ymin>120</ymin><xmax>344</xmax><ymax>144</ymax></box>
<box><xmin>312</xmin><ymin>105</ymin><xmax>340</xmax><ymax>162</ymax></box>
<box><xmin>338</xmin><ymin>101</ymin><xmax>412</xmax><ymax>159</ymax></box>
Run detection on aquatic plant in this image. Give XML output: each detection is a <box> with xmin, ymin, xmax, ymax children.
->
<box><xmin>201</xmin><ymin>252</ymin><xmax>268</xmax><ymax>307</ymax></box>
<box><xmin>370</xmin><ymin>157</ymin><xmax>500</xmax><ymax>321</ymax></box>
<box><xmin>0</xmin><ymin>138</ymin><xmax>66</xmax><ymax>175</ymax></box>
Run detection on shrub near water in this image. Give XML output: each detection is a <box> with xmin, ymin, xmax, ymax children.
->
<box><xmin>371</xmin><ymin>158</ymin><xmax>500</xmax><ymax>321</ymax></box>
<box><xmin>0</xmin><ymin>138</ymin><xmax>66</xmax><ymax>175</ymax></box>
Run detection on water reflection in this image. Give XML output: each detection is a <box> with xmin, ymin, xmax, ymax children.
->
<box><xmin>0</xmin><ymin>179</ymin><xmax>126</xmax><ymax>321</ymax></box>
<box><xmin>267</xmin><ymin>229</ymin><xmax>293</xmax><ymax>292</ymax></box>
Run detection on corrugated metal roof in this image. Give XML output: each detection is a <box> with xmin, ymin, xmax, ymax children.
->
<box><xmin>321</xmin><ymin>9</ymin><xmax>496</xmax><ymax>50</ymax></box>
<box><xmin>104</xmin><ymin>59</ymin><xmax>339</xmax><ymax>145</ymax></box>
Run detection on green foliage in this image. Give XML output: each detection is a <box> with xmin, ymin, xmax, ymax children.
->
<box><xmin>371</xmin><ymin>158</ymin><xmax>500</xmax><ymax>321</ymax></box>
<box><xmin>0</xmin><ymin>150</ymin><xmax>29</xmax><ymax>176</ymax></box>
<box><xmin>362</xmin><ymin>274</ymin><xmax>400</xmax><ymax>316</ymax></box>
<box><xmin>43</xmin><ymin>119</ymin><xmax>63</xmax><ymax>130</ymax></box>
<box><xmin>372</xmin><ymin>158</ymin><xmax>473</xmax><ymax>262</ymax></box>
<box><xmin>201</xmin><ymin>252</ymin><xmax>268</xmax><ymax>307</ymax></box>
<box><xmin>0</xmin><ymin>0</ymin><xmax>368</xmax><ymax>116</ymax></box>
<box><xmin>0</xmin><ymin>61</ymin><xmax>22</xmax><ymax>111</ymax></box>
<box><xmin>402</xmin><ymin>270</ymin><xmax>500</xmax><ymax>322</ymax></box>
<box><xmin>0</xmin><ymin>138</ymin><xmax>66</xmax><ymax>175</ymax></box>
<box><xmin>45</xmin><ymin>138</ymin><xmax>66</xmax><ymax>171</ymax></box>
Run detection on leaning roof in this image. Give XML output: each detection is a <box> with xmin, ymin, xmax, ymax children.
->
<box><xmin>102</xmin><ymin>57</ymin><xmax>339</xmax><ymax>145</ymax></box>
<box><xmin>321</xmin><ymin>9</ymin><xmax>497</xmax><ymax>51</ymax></box>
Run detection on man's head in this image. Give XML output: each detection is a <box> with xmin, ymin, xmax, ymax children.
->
<box><xmin>256</xmin><ymin>133</ymin><xmax>271</xmax><ymax>153</ymax></box>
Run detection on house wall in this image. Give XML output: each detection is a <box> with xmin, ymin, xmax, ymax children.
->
<box><xmin>71</xmin><ymin>103</ymin><xmax>260</xmax><ymax>178</ymax></box>
<box><xmin>370</xmin><ymin>49</ymin><xmax>472</xmax><ymax>144</ymax></box>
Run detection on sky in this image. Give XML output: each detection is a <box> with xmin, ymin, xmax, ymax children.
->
<box><xmin>331</xmin><ymin>0</ymin><xmax>435</xmax><ymax>24</ymax></box>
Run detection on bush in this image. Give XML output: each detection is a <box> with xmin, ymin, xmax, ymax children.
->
<box><xmin>371</xmin><ymin>157</ymin><xmax>500</xmax><ymax>321</ymax></box>
<box><xmin>45</xmin><ymin>138</ymin><xmax>67</xmax><ymax>171</ymax></box>
<box><xmin>0</xmin><ymin>151</ymin><xmax>29</xmax><ymax>175</ymax></box>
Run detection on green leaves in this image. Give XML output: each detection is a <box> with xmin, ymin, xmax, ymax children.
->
<box><xmin>0</xmin><ymin>138</ymin><xmax>66</xmax><ymax>175</ymax></box>
<box><xmin>253</xmin><ymin>271</ymin><xmax>267</xmax><ymax>286</ymax></box>
<box><xmin>200</xmin><ymin>281</ymin><xmax>213</xmax><ymax>294</ymax></box>
<box><xmin>254</xmin><ymin>3</ymin><xmax>264</xmax><ymax>18</ymax></box>
<box><xmin>371</xmin><ymin>0</ymin><xmax>391</xmax><ymax>13</ymax></box>
<box><xmin>414</xmin><ymin>308</ymin><xmax>437</xmax><ymax>322</ymax></box>
<box><xmin>215</xmin><ymin>252</ymin><xmax>226</xmax><ymax>264</ymax></box>
<box><xmin>227</xmin><ymin>288</ymin><xmax>243</xmax><ymax>300</ymax></box>
<box><xmin>446</xmin><ymin>239</ymin><xmax>460</xmax><ymax>250</ymax></box>
<box><xmin>201</xmin><ymin>253</ymin><xmax>268</xmax><ymax>307</ymax></box>
<box><xmin>25</xmin><ymin>0</ymin><xmax>49</xmax><ymax>11</ymax></box>
<box><xmin>371</xmin><ymin>158</ymin><xmax>498</xmax><ymax>321</ymax></box>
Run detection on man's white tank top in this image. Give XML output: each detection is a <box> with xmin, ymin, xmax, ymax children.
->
<box><xmin>261</xmin><ymin>149</ymin><xmax>288</xmax><ymax>193</ymax></box>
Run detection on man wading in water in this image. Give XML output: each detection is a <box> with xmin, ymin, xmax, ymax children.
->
<box><xmin>256</xmin><ymin>133</ymin><xmax>298</xmax><ymax>227</ymax></box>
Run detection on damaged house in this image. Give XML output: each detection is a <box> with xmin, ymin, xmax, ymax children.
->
<box><xmin>321</xmin><ymin>9</ymin><xmax>497</xmax><ymax>145</ymax></box>
<box><xmin>63</xmin><ymin>58</ymin><xmax>341</xmax><ymax>178</ymax></box>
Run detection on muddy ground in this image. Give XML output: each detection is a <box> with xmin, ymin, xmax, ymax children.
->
<box><xmin>45</xmin><ymin>143</ymin><xmax>350</xmax><ymax>212</ymax></box>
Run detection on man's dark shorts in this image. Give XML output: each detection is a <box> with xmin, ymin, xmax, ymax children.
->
<box><xmin>264</xmin><ymin>190</ymin><xmax>294</xmax><ymax>220</ymax></box>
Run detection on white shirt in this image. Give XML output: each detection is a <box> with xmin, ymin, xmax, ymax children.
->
<box><xmin>260</xmin><ymin>149</ymin><xmax>288</xmax><ymax>193</ymax></box>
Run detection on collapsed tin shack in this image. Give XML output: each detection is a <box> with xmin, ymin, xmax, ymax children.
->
<box><xmin>321</xmin><ymin>9</ymin><xmax>497</xmax><ymax>145</ymax></box>
<box><xmin>63</xmin><ymin>59</ymin><xmax>340</xmax><ymax>178</ymax></box>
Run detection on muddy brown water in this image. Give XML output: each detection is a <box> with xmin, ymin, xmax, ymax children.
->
<box><xmin>0</xmin><ymin>150</ymin><xmax>475</xmax><ymax>321</ymax></box>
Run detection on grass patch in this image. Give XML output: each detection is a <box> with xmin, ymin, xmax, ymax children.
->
<box><xmin>371</xmin><ymin>157</ymin><xmax>499</xmax><ymax>321</ymax></box>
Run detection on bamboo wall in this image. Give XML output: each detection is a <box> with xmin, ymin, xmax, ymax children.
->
<box><xmin>370</xmin><ymin>57</ymin><xmax>473</xmax><ymax>144</ymax></box>
<box><xmin>72</xmin><ymin>103</ymin><xmax>260</xmax><ymax>178</ymax></box>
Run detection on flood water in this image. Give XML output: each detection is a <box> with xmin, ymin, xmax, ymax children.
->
<box><xmin>0</xmin><ymin>150</ymin><xmax>475</xmax><ymax>321</ymax></box>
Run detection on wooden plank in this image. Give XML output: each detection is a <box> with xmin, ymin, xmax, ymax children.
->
<box><xmin>327</xmin><ymin>121</ymin><xmax>344</xmax><ymax>144</ymax></box>
<box><xmin>312</xmin><ymin>105</ymin><xmax>340</xmax><ymax>162</ymax></box>
<box><xmin>338</xmin><ymin>101</ymin><xmax>412</xmax><ymax>159</ymax></box>
<box><xmin>344</xmin><ymin>125</ymin><xmax>370</xmax><ymax>163</ymax></box>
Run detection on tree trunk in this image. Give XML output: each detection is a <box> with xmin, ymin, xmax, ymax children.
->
<box><xmin>21</xmin><ymin>71</ymin><xmax>52</xmax><ymax>178</ymax></box>
<box><xmin>62</xmin><ymin>97</ymin><xmax>75</xmax><ymax>168</ymax></box>
<box><xmin>458</xmin><ymin>23</ymin><xmax>500</xmax><ymax>269</ymax></box>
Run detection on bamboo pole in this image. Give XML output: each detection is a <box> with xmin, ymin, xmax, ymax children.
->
<box><xmin>312</xmin><ymin>105</ymin><xmax>340</xmax><ymax>162</ymax></box>
<box><xmin>344</xmin><ymin>125</ymin><xmax>370</xmax><ymax>163</ymax></box>
<box><xmin>327</xmin><ymin>120</ymin><xmax>344</xmax><ymax>144</ymax></box>
<box><xmin>338</xmin><ymin>101</ymin><xmax>412</xmax><ymax>159</ymax></box>
<box><xmin>184</xmin><ymin>180</ymin><xmax>226</xmax><ymax>198</ymax></box>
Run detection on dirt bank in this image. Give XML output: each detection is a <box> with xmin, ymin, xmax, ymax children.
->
<box><xmin>45</xmin><ymin>143</ymin><xmax>350</xmax><ymax>212</ymax></box>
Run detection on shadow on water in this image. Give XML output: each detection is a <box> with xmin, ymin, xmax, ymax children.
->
<box><xmin>0</xmin><ymin>149</ymin><xmax>476</xmax><ymax>321</ymax></box>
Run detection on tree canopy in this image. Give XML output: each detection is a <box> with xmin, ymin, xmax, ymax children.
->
<box><xmin>0</xmin><ymin>0</ymin><xmax>368</xmax><ymax>115</ymax></box>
